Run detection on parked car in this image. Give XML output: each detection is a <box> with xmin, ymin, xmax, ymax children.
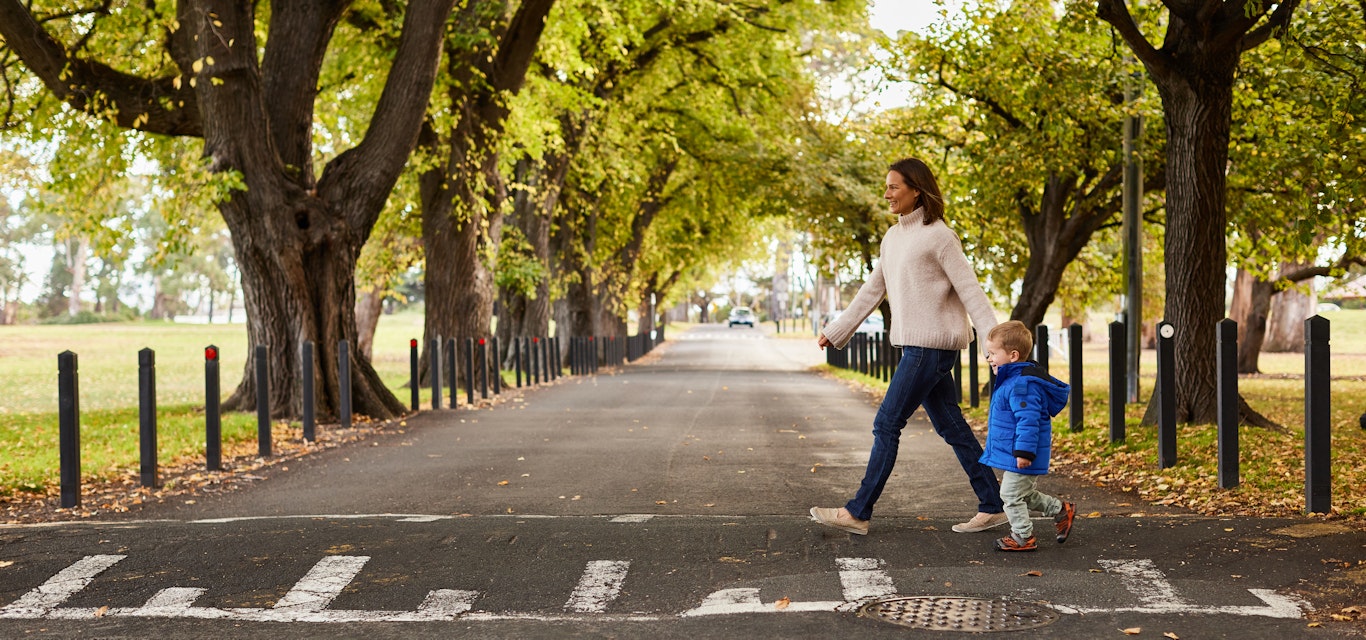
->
<box><xmin>727</xmin><ymin>307</ymin><xmax>755</xmax><ymax>328</ymax></box>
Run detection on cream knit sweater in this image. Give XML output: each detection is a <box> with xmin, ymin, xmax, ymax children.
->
<box><xmin>822</xmin><ymin>208</ymin><xmax>998</xmax><ymax>351</ymax></box>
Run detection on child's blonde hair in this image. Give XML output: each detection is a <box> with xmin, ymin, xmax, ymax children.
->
<box><xmin>988</xmin><ymin>320</ymin><xmax>1033</xmax><ymax>359</ymax></box>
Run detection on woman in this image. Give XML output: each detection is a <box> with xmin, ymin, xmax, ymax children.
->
<box><xmin>809</xmin><ymin>157</ymin><xmax>1004</xmax><ymax>536</ymax></box>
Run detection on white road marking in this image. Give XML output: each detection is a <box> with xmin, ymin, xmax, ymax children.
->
<box><xmin>0</xmin><ymin>554</ymin><xmax>125</xmax><ymax>618</ymax></box>
<box><xmin>564</xmin><ymin>560</ymin><xmax>630</xmax><ymax>613</ymax></box>
<box><xmin>609</xmin><ymin>515</ymin><xmax>654</xmax><ymax>523</ymax></box>
<box><xmin>836</xmin><ymin>557</ymin><xmax>896</xmax><ymax>601</ymax></box>
<box><xmin>273</xmin><ymin>555</ymin><xmax>369</xmax><ymax>612</ymax></box>
<box><xmin>1099</xmin><ymin>558</ymin><xmax>1190</xmax><ymax>607</ymax></box>
<box><xmin>0</xmin><ymin>554</ymin><xmax>1309</xmax><ymax>622</ymax></box>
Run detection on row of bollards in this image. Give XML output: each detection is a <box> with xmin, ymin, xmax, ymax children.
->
<box><xmin>54</xmin><ymin>332</ymin><xmax>650</xmax><ymax>509</ymax></box>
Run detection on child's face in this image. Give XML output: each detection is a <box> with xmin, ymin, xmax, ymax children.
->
<box><xmin>983</xmin><ymin>338</ymin><xmax>1021</xmax><ymax>374</ymax></box>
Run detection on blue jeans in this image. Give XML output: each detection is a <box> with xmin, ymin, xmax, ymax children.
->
<box><xmin>844</xmin><ymin>346</ymin><xmax>1003</xmax><ymax>521</ymax></box>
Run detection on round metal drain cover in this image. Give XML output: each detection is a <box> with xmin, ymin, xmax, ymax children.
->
<box><xmin>858</xmin><ymin>596</ymin><xmax>1059</xmax><ymax>632</ymax></box>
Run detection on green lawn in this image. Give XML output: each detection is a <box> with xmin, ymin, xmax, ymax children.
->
<box><xmin>0</xmin><ymin>311</ymin><xmax>439</xmax><ymax>494</ymax></box>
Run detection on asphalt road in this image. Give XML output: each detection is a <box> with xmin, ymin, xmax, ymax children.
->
<box><xmin>2</xmin><ymin>324</ymin><xmax>1363</xmax><ymax>638</ymax></box>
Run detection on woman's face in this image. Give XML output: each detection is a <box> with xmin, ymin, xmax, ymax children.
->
<box><xmin>884</xmin><ymin>171</ymin><xmax>921</xmax><ymax>216</ymax></box>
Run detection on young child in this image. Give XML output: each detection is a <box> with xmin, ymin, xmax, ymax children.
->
<box><xmin>980</xmin><ymin>320</ymin><xmax>1076</xmax><ymax>551</ymax></box>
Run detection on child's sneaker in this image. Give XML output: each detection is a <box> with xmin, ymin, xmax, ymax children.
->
<box><xmin>994</xmin><ymin>532</ymin><xmax>1037</xmax><ymax>552</ymax></box>
<box><xmin>1054</xmin><ymin>502</ymin><xmax>1076</xmax><ymax>544</ymax></box>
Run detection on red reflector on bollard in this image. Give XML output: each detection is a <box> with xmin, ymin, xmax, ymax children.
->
<box><xmin>410</xmin><ymin>339</ymin><xmax>417</xmax><ymax>348</ymax></box>
<box><xmin>205</xmin><ymin>346</ymin><xmax>218</xmax><ymax>361</ymax></box>
<box><xmin>479</xmin><ymin>338</ymin><xmax>486</xmax><ymax>345</ymax></box>
<box><xmin>533</xmin><ymin>337</ymin><xmax>539</xmax><ymax>343</ymax></box>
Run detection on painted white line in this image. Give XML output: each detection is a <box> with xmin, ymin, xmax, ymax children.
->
<box><xmin>139</xmin><ymin>587</ymin><xmax>206</xmax><ymax>614</ymax></box>
<box><xmin>564</xmin><ymin>560</ymin><xmax>630</xmax><ymax>613</ymax></box>
<box><xmin>836</xmin><ymin>557</ymin><xmax>896</xmax><ymax>601</ymax></box>
<box><xmin>680</xmin><ymin>588</ymin><xmax>844</xmax><ymax>616</ymax></box>
<box><xmin>395</xmin><ymin>515</ymin><xmax>450</xmax><ymax>523</ymax></box>
<box><xmin>1099</xmin><ymin>558</ymin><xmax>1190</xmax><ymax>608</ymax></box>
<box><xmin>0</xmin><ymin>554</ymin><xmax>125</xmax><ymax>618</ymax></box>
<box><xmin>608</xmin><ymin>515</ymin><xmax>654</xmax><ymax>523</ymax></box>
<box><xmin>273</xmin><ymin>556</ymin><xmax>369</xmax><ymax>612</ymax></box>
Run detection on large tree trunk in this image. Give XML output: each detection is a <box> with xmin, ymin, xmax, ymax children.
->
<box><xmin>355</xmin><ymin>285</ymin><xmax>385</xmax><ymax>360</ymax></box>
<box><xmin>1264</xmin><ymin>262</ymin><xmax>1315</xmax><ymax>352</ymax></box>
<box><xmin>1099</xmin><ymin>0</ymin><xmax>1300</xmax><ymax>425</ymax></box>
<box><xmin>1229</xmin><ymin>267</ymin><xmax>1272</xmax><ymax>373</ymax></box>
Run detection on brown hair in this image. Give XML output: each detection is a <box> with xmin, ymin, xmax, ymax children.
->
<box><xmin>889</xmin><ymin>157</ymin><xmax>946</xmax><ymax>224</ymax></box>
<box><xmin>988</xmin><ymin>320</ymin><xmax>1033</xmax><ymax>359</ymax></box>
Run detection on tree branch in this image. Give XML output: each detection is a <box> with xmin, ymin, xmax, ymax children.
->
<box><xmin>318</xmin><ymin>0</ymin><xmax>458</xmax><ymax>233</ymax></box>
<box><xmin>0</xmin><ymin>0</ymin><xmax>201</xmax><ymax>135</ymax></box>
<box><xmin>1239</xmin><ymin>0</ymin><xmax>1302</xmax><ymax>53</ymax></box>
<box><xmin>1096</xmin><ymin>0</ymin><xmax>1169</xmax><ymax>77</ymax></box>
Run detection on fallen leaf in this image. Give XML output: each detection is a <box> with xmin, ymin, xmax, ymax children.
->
<box><xmin>1023</xmin><ymin>570</ymin><xmax>1043</xmax><ymax>577</ymax></box>
<box><xmin>1089</xmin><ymin>568</ymin><xmax>1104</xmax><ymax>573</ymax></box>
<box><xmin>774</xmin><ymin>597</ymin><xmax>790</xmax><ymax>610</ymax></box>
<box><xmin>497</xmin><ymin>480</ymin><xmax>510</xmax><ymax>486</ymax></box>
<box><xmin>1121</xmin><ymin>628</ymin><xmax>1141</xmax><ymax>635</ymax></box>
<box><xmin>1163</xmin><ymin>633</ymin><xmax>1179</xmax><ymax>639</ymax></box>
<box><xmin>1307</xmin><ymin>622</ymin><xmax>1322</xmax><ymax>628</ymax></box>
<box><xmin>94</xmin><ymin>606</ymin><xmax>109</xmax><ymax>618</ymax></box>
<box><xmin>655</xmin><ymin>500</ymin><xmax>668</xmax><ymax>505</ymax></box>
<box><xmin>0</xmin><ymin>560</ymin><xmax>13</xmax><ymax>568</ymax></box>
<box><xmin>1343</xmin><ymin>606</ymin><xmax>1363</xmax><ymax>614</ymax></box>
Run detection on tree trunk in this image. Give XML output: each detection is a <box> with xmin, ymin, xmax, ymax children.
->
<box><xmin>1264</xmin><ymin>262</ymin><xmax>1315</xmax><ymax>352</ymax></box>
<box><xmin>1229</xmin><ymin>268</ymin><xmax>1272</xmax><ymax>373</ymax></box>
<box><xmin>1149</xmin><ymin>63</ymin><xmax>1237</xmax><ymax>424</ymax></box>
<box><xmin>66</xmin><ymin>237</ymin><xmax>88</xmax><ymax>317</ymax></box>
<box><xmin>356</xmin><ymin>286</ymin><xmax>385</xmax><ymax>360</ymax></box>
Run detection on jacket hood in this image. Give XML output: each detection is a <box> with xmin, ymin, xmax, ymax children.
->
<box><xmin>999</xmin><ymin>361</ymin><xmax>1071</xmax><ymax>417</ymax></box>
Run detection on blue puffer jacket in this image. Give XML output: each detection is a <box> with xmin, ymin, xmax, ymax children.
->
<box><xmin>978</xmin><ymin>361</ymin><xmax>1070</xmax><ymax>475</ymax></box>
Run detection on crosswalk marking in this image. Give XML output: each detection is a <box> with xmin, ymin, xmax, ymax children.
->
<box><xmin>564</xmin><ymin>560</ymin><xmax>630</xmax><ymax>613</ymax></box>
<box><xmin>0</xmin><ymin>553</ymin><xmax>1308</xmax><ymax>622</ymax></box>
<box><xmin>0</xmin><ymin>554</ymin><xmax>125</xmax><ymax>618</ymax></box>
<box><xmin>274</xmin><ymin>556</ymin><xmax>369</xmax><ymax>612</ymax></box>
<box><xmin>835</xmin><ymin>557</ymin><xmax>896</xmax><ymax>602</ymax></box>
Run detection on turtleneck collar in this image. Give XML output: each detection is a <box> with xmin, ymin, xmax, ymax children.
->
<box><xmin>897</xmin><ymin>207</ymin><xmax>926</xmax><ymax>227</ymax></box>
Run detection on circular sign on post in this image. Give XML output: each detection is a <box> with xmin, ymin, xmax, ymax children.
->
<box><xmin>1159</xmin><ymin>324</ymin><xmax>1175</xmax><ymax>339</ymax></box>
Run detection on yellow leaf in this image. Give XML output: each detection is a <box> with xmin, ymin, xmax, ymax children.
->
<box><xmin>497</xmin><ymin>480</ymin><xmax>509</xmax><ymax>486</ymax></box>
<box><xmin>94</xmin><ymin>606</ymin><xmax>109</xmax><ymax>618</ymax></box>
<box><xmin>205</xmin><ymin>56</ymin><xmax>215</xmax><ymax>66</ymax></box>
<box><xmin>173</xmin><ymin>75</ymin><xmax>182</xmax><ymax>90</ymax></box>
<box><xmin>774</xmin><ymin>597</ymin><xmax>790</xmax><ymax>610</ymax></box>
<box><xmin>1122</xmin><ymin>628</ymin><xmax>1141</xmax><ymax>635</ymax></box>
<box><xmin>655</xmin><ymin>500</ymin><xmax>667</xmax><ymax>505</ymax></box>
<box><xmin>192</xmin><ymin>58</ymin><xmax>203</xmax><ymax>73</ymax></box>
<box><xmin>1163</xmin><ymin>633</ymin><xmax>1179</xmax><ymax>639</ymax></box>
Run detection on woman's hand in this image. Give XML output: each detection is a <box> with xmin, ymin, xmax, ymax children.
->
<box><xmin>818</xmin><ymin>334</ymin><xmax>832</xmax><ymax>350</ymax></box>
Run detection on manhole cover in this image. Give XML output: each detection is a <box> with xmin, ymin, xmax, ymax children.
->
<box><xmin>858</xmin><ymin>596</ymin><xmax>1060</xmax><ymax>632</ymax></box>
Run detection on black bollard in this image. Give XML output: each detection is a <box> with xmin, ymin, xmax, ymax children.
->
<box><xmin>969</xmin><ymin>331</ymin><xmax>979</xmax><ymax>408</ymax></box>
<box><xmin>1068</xmin><ymin>323</ymin><xmax>1083</xmax><ymax>433</ymax></box>
<box><xmin>205</xmin><ymin>346</ymin><xmax>221</xmax><ymax>471</ymax></box>
<box><xmin>953</xmin><ymin>344</ymin><xmax>963</xmax><ymax>404</ymax></box>
<box><xmin>301</xmin><ymin>341</ymin><xmax>315</xmax><ymax>442</ymax></box>
<box><xmin>339</xmin><ymin>340</ymin><xmax>352</xmax><ymax>429</ymax></box>
<box><xmin>464</xmin><ymin>338</ymin><xmax>475</xmax><ymax>405</ymax></box>
<box><xmin>58</xmin><ymin>351</ymin><xmax>81</xmax><ymax>508</ymax></box>
<box><xmin>1305</xmin><ymin>315</ymin><xmax>1331</xmax><ymax>514</ymax></box>
<box><xmin>479</xmin><ymin>338</ymin><xmax>489</xmax><ymax>399</ymax></box>
<box><xmin>255</xmin><ymin>344</ymin><xmax>271</xmax><ymax>457</ymax></box>
<box><xmin>1108</xmin><ymin>321</ymin><xmax>1125</xmax><ymax>443</ymax></box>
<box><xmin>409</xmin><ymin>339</ymin><xmax>419</xmax><ymax>411</ymax></box>
<box><xmin>138</xmin><ymin>348</ymin><xmax>158</xmax><ymax>488</ymax></box>
<box><xmin>492</xmin><ymin>337</ymin><xmax>502</xmax><ymax>394</ymax></box>
<box><xmin>446</xmin><ymin>338</ymin><xmax>458</xmax><ymax>408</ymax></box>
<box><xmin>515</xmin><ymin>337</ymin><xmax>524</xmax><ymax>388</ymax></box>
<box><xmin>1216</xmin><ymin>319</ymin><xmax>1239</xmax><ymax>489</ymax></box>
<box><xmin>532</xmin><ymin>337</ymin><xmax>541</xmax><ymax>384</ymax></box>
<box><xmin>1035</xmin><ymin>324</ymin><xmax>1049</xmax><ymax>371</ymax></box>
<box><xmin>429</xmin><ymin>338</ymin><xmax>442</xmax><ymax>410</ymax></box>
<box><xmin>1156</xmin><ymin>321</ymin><xmax>1176</xmax><ymax>468</ymax></box>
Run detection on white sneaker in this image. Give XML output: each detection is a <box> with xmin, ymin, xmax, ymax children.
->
<box><xmin>951</xmin><ymin>511</ymin><xmax>1009</xmax><ymax>533</ymax></box>
<box><xmin>809</xmin><ymin>507</ymin><xmax>869</xmax><ymax>535</ymax></box>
